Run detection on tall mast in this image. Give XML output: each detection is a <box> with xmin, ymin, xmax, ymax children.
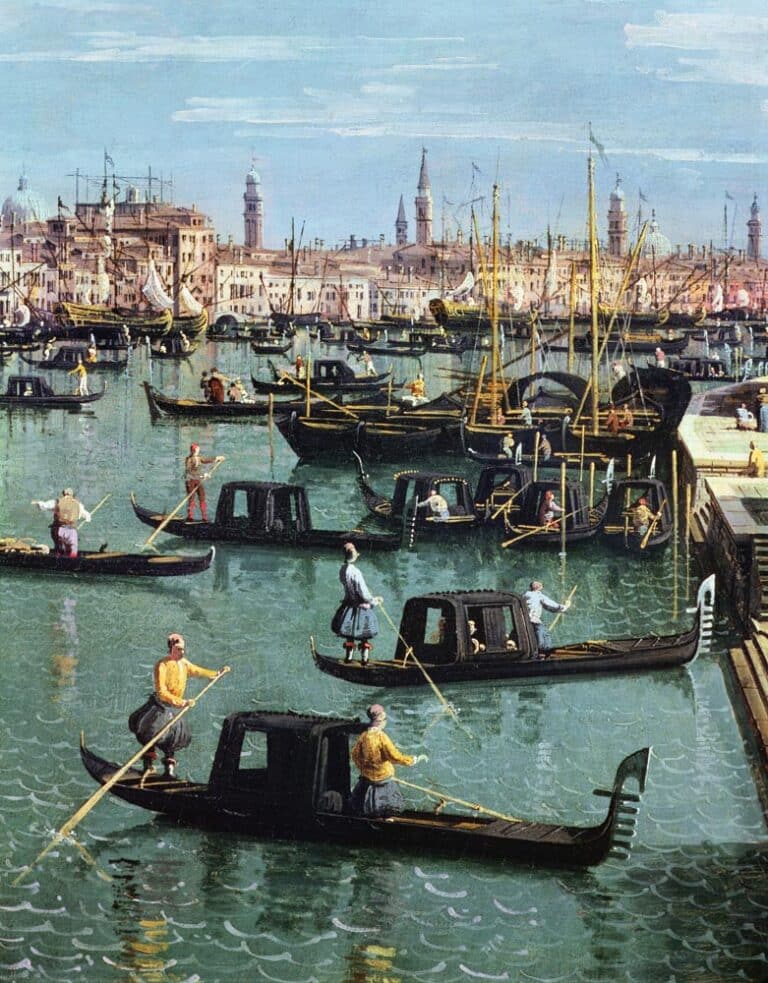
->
<box><xmin>490</xmin><ymin>183</ymin><xmax>500</xmax><ymax>403</ymax></box>
<box><xmin>588</xmin><ymin>155</ymin><xmax>600</xmax><ymax>435</ymax></box>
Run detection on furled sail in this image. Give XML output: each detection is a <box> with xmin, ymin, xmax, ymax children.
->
<box><xmin>13</xmin><ymin>303</ymin><xmax>30</xmax><ymax>327</ymax></box>
<box><xmin>711</xmin><ymin>283</ymin><xmax>724</xmax><ymax>313</ymax></box>
<box><xmin>510</xmin><ymin>283</ymin><xmax>525</xmax><ymax>311</ymax></box>
<box><xmin>95</xmin><ymin>261</ymin><xmax>111</xmax><ymax>305</ymax></box>
<box><xmin>446</xmin><ymin>270</ymin><xmax>475</xmax><ymax>300</ymax></box>
<box><xmin>544</xmin><ymin>250</ymin><xmax>558</xmax><ymax>301</ymax></box>
<box><xmin>736</xmin><ymin>287</ymin><xmax>750</xmax><ymax>309</ymax></box>
<box><xmin>178</xmin><ymin>284</ymin><xmax>203</xmax><ymax>316</ymax></box>
<box><xmin>142</xmin><ymin>259</ymin><xmax>174</xmax><ymax>311</ymax></box>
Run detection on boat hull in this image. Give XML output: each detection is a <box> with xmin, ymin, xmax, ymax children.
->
<box><xmin>0</xmin><ymin>545</ymin><xmax>214</xmax><ymax>577</ymax></box>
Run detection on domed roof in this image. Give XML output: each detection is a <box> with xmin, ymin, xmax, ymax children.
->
<box><xmin>641</xmin><ymin>210</ymin><xmax>671</xmax><ymax>258</ymax></box>
<box><xmin>1</xmin><ymin>173</ymin><xmax>49</xmax><ymax>225</ymax></box>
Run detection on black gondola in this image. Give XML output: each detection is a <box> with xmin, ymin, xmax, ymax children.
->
<box><xmin>570</xmin><ymin>331</ymin><xmax>689</xmax><ymax>354</ymax></box>
<box><xmin>0</xmin><ymin>541</ymin><xmax>214</xmax><ymax>577</ymax></box>
<box><xmin>353</xmin><ymin>454</ymin><xmax>532</xmax><ymax>529</ymax></box>
<box><xmin>130</xmin><ymin>483</ymin><xmax>400</xmax><ymax>551</ymax></box>
<box><xmin>500</xmin><ymin>476</ymin><xmax>610</xmax><ymax>547</ymax></box>
<box><xmin>311</xmin><ymin>576</ymin><xmax>715</xmax><ymax>686</ymax></box>
<box><xmin>602</xmin><ymin>477</ymin><xmax>672</xmax><ymax>553</ymax></box>
<box><xmin>250</xmin><ymin>340</ymin><xmax>293</xmax><ymax>355</ymax></box>
<box><xmin>148</xmin><ymin>334</ymin><xmax>199</xmax><ymax>360</ymax></box>
<box><xmin>0</xmin><ymin>375</ymin><xmax>106</xmax><ymax>409</ymax></box>
<box><xmin>142</xmin><ymin>381</ymin><xmax>307</xmax><ymax>422</ymax></box>
<box><xmin>347</xmin><ymin>340</ymin><xmax>428</xmax><ymax>357</ymax></box>
<box><xmin>252</xmin><ymin>358</ymin><xmax>394</xmax><ymax>395</ymax></box>
<box><xmin>80</xmin><ymin>710</ymin><xmax>651</xmax><ymax>867</ymax></box>
<box><xmin>21</xmin><ymin>343</ymin><xmax>129</xmax><ymax>371</ymax></box>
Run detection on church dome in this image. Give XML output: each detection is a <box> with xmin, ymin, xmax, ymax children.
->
<box><xmin>641</xmin><ymin>211</ymin><xmax>671</xmax><ymax>258</ymax></box>
<box><xmin>1</xmin><ymin>173</ymin><xmax>49</xmax><ymax>225</ymax></box>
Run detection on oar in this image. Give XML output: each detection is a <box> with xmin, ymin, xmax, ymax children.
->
<box><xmin>377</xmin><ymin>603</ymin><xmax>471</xmax><ymax>740</ymax></box>
<box><xmin>549</xmin><ymin>585</ymin><xmax>577</xmax><ymax>633</ymax></box>
<box><xmin>489</xmin><ymin>481</ymin><xmax>531</xmax><ymax>521</ymax></box>
<box><xmin>501</xmin><ymin>507</ymin><xmax>580</xmax><ymax>548</ymax></box>
<box><xmin>392</xmin><ymin>776</ymin><xmax>521</xmax><ymax>823</ymax></box>
<box><xmin>12</xmin><ymin>668</ymin><xmax>230</xmax><ymax>887</ymax></box>
<box><xmin>141</xmin><ymin>457</ymin><xmax>225</xmax><ymax>550</ymax></box>
<box><xmin>78</xmin><ymin>493</ymin><xmax>111</xmax><ymax>530</ymax></box>
<box><xmin>640</xmin><ymin>499</ymin><xmax>667</xmax><ymax>550</ymax></box>
<box><xmin>276</xmin><ymin>373</ymin><xmax>361</xmax><ymax>420</ymax></box>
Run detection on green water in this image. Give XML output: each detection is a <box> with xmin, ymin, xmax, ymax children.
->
<box><xmin>1</xmin><ymin>339</ymin><xmax>767</xmax><ymax>982</ymax></box>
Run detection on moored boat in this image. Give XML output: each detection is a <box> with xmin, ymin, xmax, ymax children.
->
<box><xmin>0</xmin><ymin>374</ymin><xmax>106</xmax><ymax>409</ymax></box>
<box><xmin>0</xmin><ymin>540</ymin><xmax>214</xmax><ymax>577</ymax></box>
<box><xmin>602</xmin><ymin>476</ymin><xmax>672</xmax><ymax>553</ymax></box>
<box><xmin>311</xmin><ymin>575</ymin><xmax>715</xmax><ymax>686</ymax></box>
<box><xmin>142</xmin><ymin>381</ymin><xmax>306</xmax><ymax>422</ymax></box>
<box><xmin>80</xmin><ymin>710</ymin><xmax>651</xmax><ymax>867</ymax></box>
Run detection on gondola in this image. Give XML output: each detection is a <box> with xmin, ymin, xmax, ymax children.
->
<box><xmin>21</xmin><ymin>343</ymin><xmax>129</xmax><ymax>372</ymax></box>
<box><xmin>147</xmin><ymin>334</ymin><xmax>199</xmax><ymax>360</ymax></box>
<box><xmin>80</xmin><ymin>710</ymin><xmax>650</xmax><ymax>867</ymax></box>
<box><xmin>347</xmin><ymin>340</ymin><xmax>428</xmax><ymax>358</ymax></box>
<box><xmin>250</xmin><ymin>340</ymin><xmax>293</xmax><ymax>355</ymax></box>
<box><xmin>0</xmin><ymin>541</ymin><xmax>214</xmax><ymax>577</ymax></box>
<box><xmin>130</xmin><ymin>483</ymin><xmax>400</xmax><ymax>551</ymax></box>
<box><xmin>570</xmin><ymin>331</ymin><xmax>689</xmax><ymax>355</ymax></box>
<box><xmin>251</xmin><ymin>358</ymin><xmax>394</xmax><ymax>396</ymax></box>
<box><xmin>311</xmin><ymin>575</ymin><xmax>715</xmax><ymax>686</ymax></box>
<box><xmin>142</xmin><ymin>381</ymin><xmax>307</xmax><ymax>422</ymax></box>
<box><xmin>500</xmin><ymin>476</ymin><xmax>610</xmax><ymax>547</ymax></box>
<box><xmin>602</xmin><ymin>477</ymin><xmax>672</xmax><ymax>553</ymax></box>
<box><xmin>0</xmin><ymin>375</ymin><xmax>106</xmax><ymax>409</ymax></box>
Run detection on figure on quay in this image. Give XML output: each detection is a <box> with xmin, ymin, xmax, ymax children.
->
<box><xmin>32</xmin><ymin>488</ymin><xmax>91</xmax><ymax>557</ymax></box>
<box><xmin>523</xmin><ymin>581</ymin><xmax>570</xmax><ymax>657</ymax></box>
<box><xmin>347</xmin><ymin>704</ymin><xmax>427</xmax><ymax>817</ymax></box>
<box><xmin>128</xmin><ymin>632</ymin><xmax>229</xmax><ymax>777</ymax></box>
<box><xmin>332</xmin><ymin>543</ymin><xmax>382</xmax><ymax>665</ymax></box>
<box><xmin>746</xmin><ymin>441</ymin><xmax>766</xmax><ymax>478</ymax></box>
<box><xmin>184</xmin><ymin>443</ymin><xmax>225</xmax><ymax>522</ymax></box>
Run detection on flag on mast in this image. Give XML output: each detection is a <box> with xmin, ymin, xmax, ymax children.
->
<box><xmin>588</xmin><ymin>123</ymin><xmax>608</xmax><ymax>165</ymax></box>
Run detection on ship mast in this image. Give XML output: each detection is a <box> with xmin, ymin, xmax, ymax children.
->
<box><xmin>588</xmin><ymin>154</ymin><xmax>600</xmax><ymax>435</ymax></box>
<box><xmin>490</xmin><ymin>183</ymin><xmax>500</xmax><ymax>407</ymax></box>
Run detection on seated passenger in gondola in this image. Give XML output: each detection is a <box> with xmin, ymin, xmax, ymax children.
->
<box><xmin>467</xmin><ymin>619</ymin><xmax>486</xmax><ymax>654</ymax></box>
<box><xmin>618</xmin><ymin>405</ymin><xmax>634</xmax><ymax>429</ymax></box>
<box><xmin>538</xmin><ymin>490</ymin><xmax>562</xmax><ymax>530</ymax></box>
<box><xmin>605</xmin><ymin>403</ymin><xmax>620</xmax><ymax>435</ymax></box>
<box><xmin>347</xmin><ymin>704</ymin><xmax>426</xmax><ymax>817</ymax></box>
<box><xmin>208</xmin><ymin>368</ymin><xmax>226</xmax><ymax>404</ymax></box>
<box><xmin>501</xmin><ymin>432</ymin><xmax>515</xmax><ymax>458</ymax></box>
<box><xmin>627</xmin><ymin>496</ymin><xmax>654</xmax><ymax>536</ymax></box>
<box><xmin>417</xmin><ymin>487</ymin><xmax>450</xmax><ymax>521</ymax></box>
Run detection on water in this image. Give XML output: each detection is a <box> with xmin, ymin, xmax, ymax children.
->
<box><xmin>1</xmin><ymin>337</ymin><xmax>767</xmax><ymax>982</ymax></box>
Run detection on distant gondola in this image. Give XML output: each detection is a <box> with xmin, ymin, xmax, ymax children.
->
<box><xmin>0</xmin><ymin>541</ymin><xmax>214</xmax><ymax>577</ymax></box>
<box><xmin>347</xmin><ymin>340</ymin><xmax>428</xmax><ymax>357</ymax></box>
<box><xmin>571</xmin><ymin>331</ymin><xmax>689</xmax><ymax>354</ymax></box>
<box><xmin>0</xmin><ymin>374</ymin><xmax>106</xmax><ymax>409</ymax></box>
<box><xmin>311</xmin><ymin>575</ymin><xmax>715</xmax><ymax>686</ymax></box>
<box><xmin>602</xmin><ymin>477</ymin><xmax>672</xmax><ymax>553</ymax></box>
<box><xmin>148</xmin><ymin>334</ymin><xmax>199</xmax><ymax>360</ymax></box>
<box><xmin>250</xmin><ymin>339</ymin><xmax>293</xmax><ymax>355</ymax></box>
<box><xmin>81</xmin><ymin>710</ymin><xmax>651</xmax><ymax>867</ymax></box>
<box><xmin>21</xmin><ymin>343</ymin><xmax>129</xmax><ymax>372</ymax></box>
<box><xmin>130</xmin><ymin>483</ymin><xmax>400</xmax><ymax>551</ymax></box>
<box><xmin>252</xmin><ymin>358</ymin><xmax>394</xmax><ymax>396</ymax></box>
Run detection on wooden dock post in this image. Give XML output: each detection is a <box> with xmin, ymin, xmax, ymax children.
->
<box><xmin>559</xmin><ymin>461</ymin><xmax>567</xmax><ymax>557</ymax></box>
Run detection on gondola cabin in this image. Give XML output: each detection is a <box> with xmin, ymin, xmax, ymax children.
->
<box><xmin>389</xmin><ymin>471</ymin><xmax>476</xmax><ymax>526</ymax></box>
<box><xmin>395</xmin><ymin>591</ymin><xmax>537</xmax><ymax>665</ymax></box>
<box><xmin>214</xmin><ymin>482</ymin><xmax>312</xmax><ymax>535</ymax></box>
<box><xmin>517</xmin><ymin>479</ymin><xmax>595</xmax><ymax>533</ymax></box>
<box><xmin>666</xmin><ymin>356</ymin><xmax>727</xmax><ymax>380</ymax></box>
<box><xmin>602</xmin><ymin>477</ymin><xmax>672</xmax><ymax>553</ymax></box>
<box><xmin>5</xmin><ymin>375</ymin><xmax>54</xmax><ymax>398</ymax></box>
<box><xmin>472</xmin><ymin>463</ymin><xmax>533</xmax><ymax>522</ymax></box>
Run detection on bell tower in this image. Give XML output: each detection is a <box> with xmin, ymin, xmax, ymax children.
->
<box><xmin>395</xmin><ymin>195</ymin><xmax>408</xmax><ymax>245</ymax></box>
<box><xmin>607</xmin><ymin>174</ymin><xmax>628</xmax><ymax>257</ymax></box>
<box><xmin>243</xmin><ymin>161</ymin><xmax>263</xmax><ymax>249</ymax></box>
<box><xmin>415</xmin><ymin>148</ymin><xmax>433</xmax><ymax>246</ymax></box>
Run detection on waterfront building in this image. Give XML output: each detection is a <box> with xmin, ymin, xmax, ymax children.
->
<box><xmin>1</xmin><ymin>171</ymin><xmax>48</xmax><ymax>228</ymax></box>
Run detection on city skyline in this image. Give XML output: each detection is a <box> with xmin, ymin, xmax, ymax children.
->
<box><xmin>0</xmin><ymin>1</ymin><xmax>766</xmax><ymax>250</ymax></box>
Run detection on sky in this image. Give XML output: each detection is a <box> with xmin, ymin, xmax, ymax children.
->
<box><xmin>0</xmin><ymin>0</ymin><xmax>766</xmax><ymax>252</ymax></box>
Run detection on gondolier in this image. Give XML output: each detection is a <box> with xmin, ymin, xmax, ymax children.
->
<box><xmin>128</xmin><ymin>633</ymin><xmax>228</xmax><ymax>777</ymax></box>
<box><xmin>332</xmin><ymin>543</ymin><xmax>382</xmax><ymax>665</ymax></box>
<box><xmin>524</xmin><ymin>581</ymin><xmax>570</xmax><ymax>656</ymax></box>
<box><xmin>348</xmin><ymin>704</ymin><xmax>426</xmax><ymax>817</ymax></box>
<box><xmin>184</xmin><ymin>443</ymin><xmax>225</xmax><ymax>522</ymax></box>
<box><xmin>32</xmin><ymin>488</ymin><xmax>91</xmax><ymax>556</ymax></box>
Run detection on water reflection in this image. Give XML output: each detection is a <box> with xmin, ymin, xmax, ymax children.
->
<box><xmin>50</xmin><ymin>596</ymin><xmax>79</xmax><ymax>694</ymax></box>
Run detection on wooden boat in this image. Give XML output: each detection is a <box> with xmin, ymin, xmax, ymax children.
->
<box><xmin>500</xmin><ymin>477</ymin><xmax>609</xmax><ymax>547</ymax></box>
<box><xmin>0</xmin><ymin>374</ymin><xmax>106</xmax><ymax>409</ymax></box>
<box><xmin>56</xmin><ymin>302</ymin><xmax>173</xmax><ymax>339</ymax></box>
<box><xmin>130</xmin><ymin>483</ymin><xmax>400</xmax><ymax>551</ymax></box>
<box><xmin>21</xmin><ymin>343</ymin><xmax>129</xmax><ymax>372</ymax></box>
<box><xmin>148</xmin><ymin>334</ymin><xmax>199</xmax><ymax>360</ymax></box>
<box><xmin>0</xmin><ymin>540</ymin><xmax>214</xmax><ymax>577</ymax></box>
<box><xmin>80</xmin><ymin>710</ymin><xmax>651</xmax><ymax>867</ymax></box>
<box><xmin>311</xmin><ymin>575</ymin><xmax>715</xmax><ymax>686</ymax></box>
<box><xmin>354</xmin><ymin>454</ymin><xmax>532</xmax><ymax>530</ymax></box>
<box><xmin>347</xmin><ymin>340</ymin><xmax>428</xmax><ymax>358</ymax></box>
<box><xmin>252</xmin><ymin>358</ymin><xmax>394</xmax><ymax>396</ymax></box>
<box><xmin>142</xmin><ymin>381</ymin><xmax>306</xmax><ymax>422</ymax></box>
<box><xmin>250</xmin><ymin>339</ymin><xmax>293</xmax><ymax>355</ymax></box>
<box><xmin>602</xmin><ymin>477</ymin><xmax>672</xmax><ymax>553</ymax></box>
<box><xmin>571</xmin><ymin>331</ymin><xmax>689</xmax><ymax>354</ymax></box>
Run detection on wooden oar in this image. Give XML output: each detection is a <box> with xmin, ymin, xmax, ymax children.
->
<box><xmin>640</xmin><ymin>499</ymin><xmax>667</xmax><ymax>550</ymax></box>
<box><xmin>392</xmin><ymin>776</ymin><xmax>520</xmax><ymax>823</ymax></box>
<box><xmin>501</xmin><ymin>507</ymin><xmax>580</xmax><ymax>548</ymax></box>
<box><xmin>489</xmin><ymin>481</ymin><xmax>531</xmax><ymax>521</ymax></box>
<box><xmin>141</xmin><ymin>457</ymin><xmax>225</xmax><ymax>550</ymax></box>
<box><xmin>78</xmin><ymin>493</ymin><xmax>111</xmax><ymax>530</ymax></box>
<box><xmin>276</xmin><ymin>372</ymin><xmax>361</xmax><ymax>420</ymax></box>
<box><xmin>549</xmin><ymin>585</ymin><xmax>577</xmax><ymax>632</ymax></box>
<box><xmin>377</xmin><ymin>603</ymin><xmax>471</xmax><ymax>739</ymax></box>
<box><xmin>12</xmin><ymin>668</ymin><xmax>230</xmax><ymax>887</ymax></box>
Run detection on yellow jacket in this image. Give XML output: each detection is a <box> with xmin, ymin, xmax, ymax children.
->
<box><xmin>351</xmin><ymin>727</ymin><xmax>414</xmax><ymax>782</ymax></box>
<box><xmin>154</xmin><ymin>656</ymin><xmax>217</xmax><ymax>707</ymax></box>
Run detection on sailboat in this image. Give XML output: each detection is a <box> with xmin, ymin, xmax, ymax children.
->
<box><xmin>141</xmin><ymin>259</ymin><xmax>208</xmax><ymax>339</ymax></box>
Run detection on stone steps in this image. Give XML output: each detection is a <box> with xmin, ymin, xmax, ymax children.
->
<box><xmin>730</xmin><ymin>628</ymin><xmax>768</xmax><ymax>771</ymax></box>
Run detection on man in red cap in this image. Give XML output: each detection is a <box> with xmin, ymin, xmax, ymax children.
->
<box><xmin>184</xmin><ymin>443</ymin><xmax>224</xmax><ymax>522</ymax></box>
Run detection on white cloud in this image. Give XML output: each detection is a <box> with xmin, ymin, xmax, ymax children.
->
<box><xmin>625</xmin><ymin>12</ymin><xmax>768</xmax><ymax>86</ymax></box>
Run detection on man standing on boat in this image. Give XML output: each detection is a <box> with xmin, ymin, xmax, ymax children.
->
<box><xmin>524</xmin><ymin>581</ymin><xmax>570</xmax><ymax>656</ymax></box>
<box><xmin>32</xmin><ymin>488</ymin><xmax>91</xmax><ymax>556</ymax></box>
<box><xmin>332</xmin><ymin>543</ymin><xmax>382</xmax><ymax>665</ymax></box>
<box><xmin>348</xmin><ymin>704</ymin><xmax>427</xmax><ymax>817</ymax></box>
<box><xmin>68</xmin><ymin>357</ymin><xmax>88</xmax><ymax>396</ymax></box>
<box><xmin>128</xmin><ymin>633</ymin><xmax>229</xmax><ymax>777</ymax></box>
<box><xmin>416</xmin><ymin>487</ymin><xmax>450</xmax><ymax>521</ymax></box>
<box><xmin>184</xmin><ymin>443</ymin><xmax>225</xmax><ymax>522</ymax></box>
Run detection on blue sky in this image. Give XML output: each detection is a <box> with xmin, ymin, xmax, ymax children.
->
<box><xmin>1</xmin><ymin>0</ymin><xmax>766</xmax><ymax>251</ymax></box>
